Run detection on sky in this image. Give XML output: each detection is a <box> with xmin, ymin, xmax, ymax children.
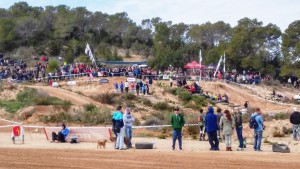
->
<box><xmin>1</xmin><ymin>0</ymin><xmax>299</xmax><ymax>31</ymax></box>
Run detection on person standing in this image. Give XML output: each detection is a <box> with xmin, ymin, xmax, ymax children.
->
<box><xmin>205</xmin><ymin>106</ymin><xmax>219</xmax><ymax>151</ymax></box>
<box><xmin>290</xmin><ymin>107</ymin><xmax>300</xmax><ymax>141</ymax></box>
<box><xmin>219</xmin><ymin>110</ymin><xmax>235</xmax><ymax>151</ymax></box>
<box><xmin>120</xmin><ymin>82</ymin><xmax>124</xmax><ymax>93</ymax></box>
<box><xmin>216</xmin><ymin>108</ymin><xmax>223</xmax><ymax>141</ymax></box>
<box><xmin>124</xmin><ymin>81</ymin><xmax>129</xmax><ymax>93</ymax></box>
<box><xmin>130</xmin><ymin>82</ymin><xmax>135</xmax><ymax>93</ymax></box>
<box><xmin>112</xmin><ymin>106</ymin><xmax>125</xmax><ymax>150</ymax></box>
<box><xmin>171</xmin><ymin>107</ymin><xmax>185</xmax><ymax>150</ymax></box>
<box><xmin>252</xmin><ymin>108</ymin><xmax>264</xmax><ymax>151</ymax></box>
<box><xmin>198</xmin><ymin>109</ymin><xmax>206</xmax><ymax>141</ymax></box>
<box><xmin>234</xmin><ymin>107</ymin><xmax>244</xmax><ymax>151</ymax></box>
<box><xmin>114</xmin><ymin>82</ymin><xmax>119</xmax><ymax>93</ymax></box>
<box><xmin>123</xmin><ymin>107</ymin><xmax>135</xmax><ymax>148</ymax></box>
<box><xmin>135</xmin><ymin>82</ymin><xmax>140</xmax><ymax>95</ymax></box>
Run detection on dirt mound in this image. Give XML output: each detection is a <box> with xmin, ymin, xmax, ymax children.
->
<box><xmin>201</xmin><ymin>82</ymin><xmax>293</xmax><ymax>113</ymax></box>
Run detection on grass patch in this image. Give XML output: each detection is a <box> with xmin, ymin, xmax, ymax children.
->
<box><xmin>142</xmin><ymin>98</ymin><xmax>152</xmax><ymax>107</ymax></box>
<box><xmin>92</xmin><ymin>93</ymin><xmax>118</xmax><ymax>104</ymax></box>
<box><xmin>152</xmin><ymin>102</ymin><xmax>172</xmax><ymax>111</ymax></box>
<box><xmin>123</xmin><ymin>93</ymin><xmax>136</xmax><ymax>100</ymax></box>
<box><xmin>0</xmin><ymin>100</ymin><xmax>27</xmax><ymax>113</ymax></box>
<box><xmin>40</xmin><ymin>104</ymin><xmax>112</xmax><ymax>125</ymax></box>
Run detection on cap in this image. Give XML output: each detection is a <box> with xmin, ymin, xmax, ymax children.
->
<box><xmin>174</xmin><ymin>107</ymin><xmax>179</xmax><ymax>111</ymax></box>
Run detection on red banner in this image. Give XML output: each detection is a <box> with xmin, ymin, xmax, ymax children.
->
<box><xmin>43</xmin><ymin>127</ymin><xmax>112</xmax><ymax>142</ymax></box>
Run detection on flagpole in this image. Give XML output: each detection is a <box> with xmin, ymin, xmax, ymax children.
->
<box><xmin>199</xmin><ymin>49</ymin><xmax>202</xmax><ymax>81</ymax></box>
<box><xmin>223</xmin><ymin>51</ymin><xmax>226</xmax><ymax>79</ymax></box>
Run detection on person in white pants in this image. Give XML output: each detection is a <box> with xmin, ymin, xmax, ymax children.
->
<box><xmin>219</xmin><ymin>110</ymin><xmax>235</xmax><ymax>151</ymax></box>
<box><xmin>112</xmin><ymin>106</ymin><xmax>126</xmax><ymax>150</ymax></box>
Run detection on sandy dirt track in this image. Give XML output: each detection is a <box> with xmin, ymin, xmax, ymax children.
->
<box><xmin>0</xmin><ymin>148</ymin><xmax>300</xmax><ymax>169</ymax></box>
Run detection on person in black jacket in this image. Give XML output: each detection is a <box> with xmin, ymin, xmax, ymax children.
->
<box><xmin>290</xmin><ymin>107</ymin><xmax>300</xmax><ymax>141</ymax></box>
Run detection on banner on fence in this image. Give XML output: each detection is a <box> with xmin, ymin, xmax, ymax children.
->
<box><xmin>127</xmin><ymin>77</ymin><xmax>136</xmax><ymax>82</ymax></box>
<box><xmin>43</xmin><ymin>127</ymin><xmax>112</xmax><ymax>142</ymax></box>
<box><xmin>163</xmin><ymin>75</ymin><xmax>169</xmax><ymax>80</ymax></box>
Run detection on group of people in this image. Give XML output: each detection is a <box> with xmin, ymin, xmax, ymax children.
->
<box><xmin>113</xmin><ymin>79</ymin><xmax>153</xmax><ymax>96</ymax></box>
<box><xmin>171</xmin><ymin>106</ymin><xmax>264</xmax><ymax>152</ymax></box>
<box><xmin>112</xmin><ymin>106</ymin><xmax>135</xmax><ymax>150</ymax></box>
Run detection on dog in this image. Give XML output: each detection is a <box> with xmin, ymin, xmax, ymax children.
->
<box><xmin>97</xmin><ymin>139</ymin><xmax>107</xmax><ymax>149</ymax></box>
<box><xmin>110</xmin><ymin>136</ymin><xmax>130</xmax><ymax>148</ymax></box>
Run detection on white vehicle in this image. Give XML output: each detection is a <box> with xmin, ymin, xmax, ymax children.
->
<box><xmin>294</xmin><ymin>93</ymin><xmax>300</xmax><ymax>100</ymax></box>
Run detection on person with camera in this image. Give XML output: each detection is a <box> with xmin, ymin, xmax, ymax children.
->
<box><xmin>112</xmin><ymin>106</ymin><xmax>126</xmax><ymax>150</ymax></box>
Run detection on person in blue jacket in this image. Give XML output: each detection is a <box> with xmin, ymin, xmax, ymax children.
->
<box><xmin>51</xmin><ymin>123</ymin><xmax>70</xmax><ymax>143</ymax></box>
<box><xmin>205</xmin><ymin>106</ymin><xmax>220</xmax><ymax>151</ymax></box>
<box><xmin>114</xmin><ymin>82</ymin><xmax>119</xmax><ymax>93</ymax></box>
<box><xmin>252</xmin><ymin>108</ymin><xmax>264</xmax><ymax>151</ymax></box>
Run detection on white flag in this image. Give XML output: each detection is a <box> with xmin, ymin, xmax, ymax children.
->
<box><xmin>85</xmin><ymin>43</ymin><xmax>95</xmax><ymax>63</ymax></box>
<box><xmin>223</xmin><ymin>52</ymin><xmax>226</xmax><ymax>73</ymax></box>
<box><xmin>214</xmin><ymin>55</ymin><xmax>223</xmax><ymax>78</ymax></box>
<box><xmin>199</xmin><ymin>49</ymin><xmax>202</xmax><ymax>62</ymax></box>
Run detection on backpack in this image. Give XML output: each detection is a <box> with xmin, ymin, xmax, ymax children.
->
<box><xmin>249</xmin><ymin>115</ymin><xmax>259</xmax><ymax>129</ymax></box>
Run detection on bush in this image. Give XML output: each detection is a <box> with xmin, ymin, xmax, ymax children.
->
<box><xmin>125</xmin><ymin>101</ymin><xmax>136</xmax><ymax>108</ymax></box>
<box><xmin>83</xmin><ymin>103</ymin><xmax>97</xmax><ymax>112</ymax></box>
<box><xmin>273</xmin><ymin>131</ymin><xmax>285</xmax><ymax>137</ymax></box>
<box><xmin>152</xmin><ymin>102</ymin><xmax>171</xmax><ymax>111</ymax></box>
<box><xmin>16</xmin><ymin>88</ymin><xmax>37</xmax><ymax>103</ymax></box>
<box><xmin>158</xmin><ymin>134</ymin><xmax>166</xmax><ymax>139</ymax></box>
<box><xmin>40</xmin><ymin>107</ymin><xmax>112</xmax><ymax>125</ymax></box>
<box><xmin>123</xmin><ymin>93</ymin><xmax>136</xmax><ymax>100</ymax></box>
<box><xmin>151</xmin><ymin>111</ymin><xmax>172</xmax><ymax>125</ymax></box>
<box><xmin>274</xmin><ymin>112</ymin><xmax>290</xmax><ymax>120</ymax></box>
<box><xmin>47</xmin><ymin>59</ymin><xmax>59</xmax><ymax>73</ymax></box>
<box><xmin>163</xmin><ymin>87</ymin><xmax>177</xmax><ymax>95</ymax></box>
<box><xmin>0</xmin><ymin>100</ymin><xmax>27</xmax><ymax>113</ymax></box>
<box><xmin>187</xmin><ymin>125</ymin><xmax>199</xmax><ymax>136</ymax></box>
<box><xmin>92</xmin><ymin>93</ymin><xmax>118</xmax><ymax>104</ymax></box>
<box><xmin>142</xmin><ymin>98</ymin><xmax>152</xmax><ymax>107</ymax></box>
<box><xmin>282</xmin><ymin>127</ymin><xmax>293</xmax><ymax>135</ymax></box>
<box><xmin>143</xmin><ymin>116</ymin><xmax>162</xmax><ymax>126</ymax></box>
<box><xmin>177</xmin><ymin>90</ymin><xmax>192</xmax><ymax>102</ymax></box>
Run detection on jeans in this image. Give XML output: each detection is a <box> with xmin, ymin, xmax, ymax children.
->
<box><xmin>116</xmin><ymin>127</ymin><xmax>125</xmax><ymax>149</ymax></box>
<box><xmin>115</xmin><ymin>89</ymin><xmax>118</xmax><ymax>93</ymax></box>
<box><xmin>236</xmin><ymin>127</ymin><xmax>243</xmax><ymax>148</ymax></box>
<box><xmin>207</xmin><ymin>131</ymin><xmax>219</xmax><ymax>150</ymax></box>
<box><xmin>172</xmin><ymin>130</ymin><xmax>182</xmax><ymax>149</ymax></box>
<box><xmin>292</xmin><ymin>125</ymin><xmax>300</xmax><ymax>140</ymax></box>
<box><xmin>125</xmin><ymin>126</ymin><xmax>133</xmax><ymax>147</ymax></box>
<box><xmin>253</xmin><ymin>130</ymin><xmax>263</xmax><ymax>150</ymax></box>
<box><xmin>131</xmin><ymin>88</ymin><xmax>134</xmax><ymax>93</ymax></box>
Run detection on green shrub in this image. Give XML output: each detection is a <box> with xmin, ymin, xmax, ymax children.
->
<box><xmin>152</xmin><ymin>102</ymin><xmax>171</xmax><ymax>111</ymax></box>
<box><xmin>123</xmin><ymin>93</ymin><xmax>136</xmax><ymax>100</ymax></box>
<box><xmin>125</xmin><ymin>101</ymin><xmax>136</xmax><ymax>108</ymax></box>
<box><xmin>92</xmin><ymin>93</ymin><xmax>118</xmax><ymax>104</ymax></box>
<box><xmin>282</xmin><ymin>127</ymin><xmax>293</xmax><ymax>135</ymax></box>
<box><xmin>187</xmin><ymin>125</ymin><xmax>199</xmax><ymax>136</ymax></box>
<box><xmin>163</xmin><ymin>87</ymin><xmax>177</xmax><ymax>95</ymax></box>
<box><xmin>274</xmin><ymin>112</ymin><xmax>290</xmax><ymax>120</ymax></box>
<box><xmin>16</xmin><ymin>88</ymin><xmax>37</xmax><ymax>103</ymax></box>
<box><xmin>0</xmin><ymin>100</ymin><xmax>27</xmax><ymax>113</ymax></box>
<box><xmin>47</xmin><ymin>59</ymin><xmax>59</xmax><ymax>73</ymax></box>
<box><xmin>158</xmin><ymin>134</ymin><xmax>166</xmax><ymax>139</ymax></box>
<box><xmin>178</xmin><ymin>90</ymin><xmax>192</xmax><ymax>102</ymax></box>
<box><xmin>273</xmin><ymin>131</ymin><xmax>285</xmax><ymax>137</ymax></box>
<box><xmin>142</xmin><ymin>98</ymin><xmax>152</xmax><ymax>107</ymax></box>
<box><xmin>84</xmin><ymin>103</ymin><xmax>97</xmax><ymax>112</ymax></box>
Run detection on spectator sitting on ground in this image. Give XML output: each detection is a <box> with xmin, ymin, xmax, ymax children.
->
<box><xmin>51</xmin><ymin>123</ymin><xmax>70</xmax><ymax>143</ymax></box>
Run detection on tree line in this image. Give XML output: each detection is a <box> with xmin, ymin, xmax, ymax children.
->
<box><xmin>0</xmin><ymin>2</ymin><xmax>300</xmax><ymax>79</ymax></box>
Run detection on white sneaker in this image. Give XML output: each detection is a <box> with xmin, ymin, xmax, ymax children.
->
<box><xmin>237</xmin><ymin>147</ymin><xmax>244</xmax><ymax>151</ymax></box>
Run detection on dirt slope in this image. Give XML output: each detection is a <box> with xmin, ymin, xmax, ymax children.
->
<box><xmin>201</xmin><ymin>82</ymin><xmax>294</xmax><ymax>113</ymax></box>
<box><xmin>25</xmin><ymin>85</ymin><xmax>105</xmax><ymax>107</ymax></box>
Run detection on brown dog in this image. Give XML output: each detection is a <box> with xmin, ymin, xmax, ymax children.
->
<box><xmin>97</xmin><ymin>139</ymin><xmax>107</xmax><ymax>149</ymax></box>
